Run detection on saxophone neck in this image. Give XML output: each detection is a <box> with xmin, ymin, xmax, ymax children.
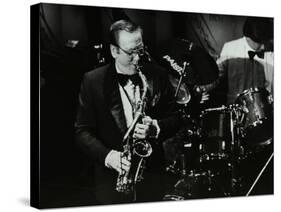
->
<box><xmin>136</xmin><ymin>65</ymin><xmax>148</xmax><ymax>102</ymax></box>
<box><xmin>123</xmin><ymin>110</ymin><xmax>142</xmax><ymax>142</ymax></box>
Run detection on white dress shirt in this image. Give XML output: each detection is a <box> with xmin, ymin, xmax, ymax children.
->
<box><xmin>217</xmin><ymin>36</ymin><xmax>274</xmax><ymax>103</ymax></box>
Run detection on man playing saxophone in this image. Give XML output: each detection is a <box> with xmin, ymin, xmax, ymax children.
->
<box><xmin>75</xmin><ymin>19</ymin><xmax>181</xmax><ymax>204</ymax></box>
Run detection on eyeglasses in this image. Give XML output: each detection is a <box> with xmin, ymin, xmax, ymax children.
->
<box><xmin>116</xmin><ymin>44</ymin><xmax>146</xmax><ymax>57</ymax></box>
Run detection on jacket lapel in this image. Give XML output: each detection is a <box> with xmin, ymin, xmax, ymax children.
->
<box><xmin>104</xmin><ymin>64</ymin><xmax>127</xmax><ymax>136</ymax></box>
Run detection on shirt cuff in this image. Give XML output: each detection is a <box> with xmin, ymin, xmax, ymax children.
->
<box><xmin>104</xmin><ymin>150</ymin><xmax>115</xmax><ymax>168</ymax></box>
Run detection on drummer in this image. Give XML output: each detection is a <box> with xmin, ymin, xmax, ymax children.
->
<box><xmin>216</xmin><ymin>17</ymin><xmax>273</xmax><ymax>104</ymax></box>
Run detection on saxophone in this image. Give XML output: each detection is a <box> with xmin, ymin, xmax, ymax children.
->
<box><xmin>116</xmin><ymin>65</ymin><xmax>153</xmax><ymax>195</ymax></box>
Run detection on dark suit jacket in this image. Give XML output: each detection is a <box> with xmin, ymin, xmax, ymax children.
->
<box><xmin>75</xmin><ymin>62</ymin><xmax>181</xmax><ymax>204</ymax></box>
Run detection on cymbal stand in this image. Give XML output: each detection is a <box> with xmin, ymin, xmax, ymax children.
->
<box><xmin>174</xmin><ymin>62</ymin><xmax>188</xmax><ymax>100</ymax></box>
<box><xmin>228</xmin><ymin>104</ymin><xmax>245</xmax><ymax>196</ymax></box>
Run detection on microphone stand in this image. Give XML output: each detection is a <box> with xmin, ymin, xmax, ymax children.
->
<box><xmin>246</xmin><ymin>152</ymin><xmax>274</xmax><ymax>196</ymax></box>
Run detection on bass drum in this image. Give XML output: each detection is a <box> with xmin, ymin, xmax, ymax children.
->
<box><xmin>236</xmin><ymin>88</ymin><xmax>273</xmax><ymax>147</ymax></box>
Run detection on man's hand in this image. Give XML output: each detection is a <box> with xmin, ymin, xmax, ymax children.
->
<box><xmin>105</xmin><ymin>150</ymin><xmax>131</xmax><ymax>174</ymax></box>
<box><xmin>195</xmin><ymin>86</ymin><xmax>210</xmax><ymax>104</ymax></box>
<box><xmin>133</xmin><ymin>116</ymin><xmax>159</xmax><ymax>139</ymax></box>
<box><xmin>200</xmin><ymin>91</ymin><xmax>210</xmax><ymax>103</ymax></box>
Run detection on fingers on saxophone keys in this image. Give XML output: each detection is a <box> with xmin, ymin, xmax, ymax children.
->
<box><xmin>142</xmin><ymin>116</ymin><xmax>153</xmax><ymax>125</ymax></box>
<box><xmin>133</xmin><ymin>131</ymin><xmax>145</xmax><ymax>139</ymax></box>
<box><xmin>119</xmin><ymin>169</ymin><xmax>128</xmax><ymax>175</ymax></box>
<box><xmin>136</xmin><ymin>123</ymin><xmax>149</xmax><ymax>130</ymax></box>
<box><xmin>116</xmin><ymin>164</ymin><xmax>130</xmax><ymax>175</ymax></box>
<box><xmin>134</xmin><ymin>124</ymin><xmax>149</xmax><ymax>138</ymax></box>
<box><xmin>135</xmin><ymin>128</ymin><xmax>145</xmax><ymax>135</ymax></box>
<box><xmin>121</xmin><ymin>158</ymin><xmax>131</xmax><ymax>167</ymax></box>
<box><xmin>117</xmin><ymin>167</ymin><xmax>125</xmax><ymax>175</ymax></box>
<box><xmin>120</xmin><ymin>152</ymin><xmax>131</xmax><ymax>161</ymax></box>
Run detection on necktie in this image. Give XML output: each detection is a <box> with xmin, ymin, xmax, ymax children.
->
<box><xmin>248</xmin><ymin>50</ymin><xmax>265</xmax><ymax>60</ymax></box>
<box><xmin>117</xmin><ymin>73</ymin><xmax>141</xmax><ymax>87</ymax></box>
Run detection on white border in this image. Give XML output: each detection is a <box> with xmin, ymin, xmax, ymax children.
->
<box><xmin>0</xmin><ymin>0</ymin><xmax>279</xmax><ymax>211</ymax></box>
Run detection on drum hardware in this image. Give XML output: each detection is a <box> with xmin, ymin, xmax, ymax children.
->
<box><xmin>163</xmin><ymin>130</ymin><xmax>191</xmax><ymax>175</ymax></box>
<box><xmin>165</xmin><ymin>153</ymin><xmax>188</xmax><ymax>176</ymax></box>
<box><xmin>165</xmin><ymin>141</ymin><xmax>193</xmax><ymax>176</ymax></box>
<box><xmin>180</xmin><ymin>153</ymin><xmax>187</xmax><ymax>176</ymax></box>
<box><xmin>184</xmin><ymin>142</ymin><xmax>192</xmax><ymax>148</ymax></box>
<box><xmin>163</xmin><ymin>194</ymin><xmax>185</xmax><ymax>201</ymax></box>
<box><xmin>202</xmin><ymin>105</ymin><xmax>228</xmax><ymax>112</ymax></box>
<box><xmin>163</xmin><ymin>169</ymin><xmax>225</xmax><ymax>200</ymax></box>
<box><xmin>199</xmin><ymin>149</ymin><xmax>228</xmax><ymax>163</ymax></box>
<box><xmin>166</xmin><ymin>161</ymin><xmax>179</xmax><ymax>175</ymax></box>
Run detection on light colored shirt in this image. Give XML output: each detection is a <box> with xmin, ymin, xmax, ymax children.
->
<box><xmin>118</xmin><ymin>78</ymin><xmax>141</xmax><ymax>128</ymax></box>
<box><xmin>217</xmin><ymin>36</ymin><xmax>274</xmax><ymax>103</ymax></box>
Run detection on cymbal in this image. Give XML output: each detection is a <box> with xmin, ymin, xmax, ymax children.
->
<box><xmin>159</xmin><ymin>38</ymin><xmax>219</xmax><ymax>86</ymax></box>
<box><xmin>169</xmin><ymin>75</ymin><xmax>191</xmax><ymax>105</ymax></box>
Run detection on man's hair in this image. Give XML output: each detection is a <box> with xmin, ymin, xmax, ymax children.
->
<box><xmin>243</xmin><ymin>17</ymin><xmax>273</xmax><ymax>44</ymax></box>
<box><xmin>109</xmin><ymin>20</ymin><xmax>143</xmax><ymax>46</ymax></box>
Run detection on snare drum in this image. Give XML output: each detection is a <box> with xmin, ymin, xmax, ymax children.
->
<box><xmin>236</xmin><ymin>88</ymin><xmax>273</xmax><ymax>146</ymax></box>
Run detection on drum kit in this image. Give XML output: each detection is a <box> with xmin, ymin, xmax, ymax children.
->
<box><xmin>159</xmin><ymin>39</ymin><xmax>273</xmax><ymax>200</ymax></box>
<box><xmin>163</xmin><ymin>86</ymin><xmax>274</xmax><ymax>200</ymax></box>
